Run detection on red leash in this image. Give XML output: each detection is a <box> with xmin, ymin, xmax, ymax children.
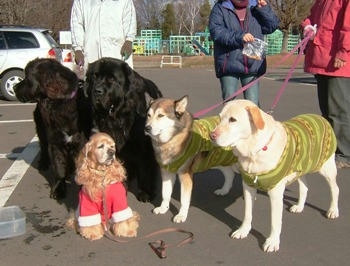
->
<box><xmin>193</xmin><ymin>34</ymin><xmax>312</xmax><ymax>118</ymax></box>
<box><xmin>102</xmin><ymin>183</ymin><xmax>194</xmax><ymax>259</ymax></box>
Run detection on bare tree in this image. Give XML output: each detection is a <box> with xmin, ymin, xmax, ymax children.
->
<box><xmin>134</xmin><ymin>0</ymin><xmax>166</xmax><ymax>30</ymax></box>
<box><xmin>179</xmin><ymin>0</ymin><xmax>202</xmax><ymax>36</ymax></box>
<box><xmin>0</xmin><ymin>0</ymin><xmax>30</xmax><ymax>25</ymax></box>
<box><xmin>270</xmin><ymin>0</ymin><xmax>314</xmax><ymax>53</ymax></box>
<box><xmin>0</xmin><ymin>0</ymin><xmax>73</xmax><ymax>39</ymax></box>
<box><xmin>174</xmin><ymin>1</ymin><xmax>186</xmax><ymax>35</ymax></box>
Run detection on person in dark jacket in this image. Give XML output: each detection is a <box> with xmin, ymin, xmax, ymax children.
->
<box><xmin>209</xmin><ymin>0</ymin><xmax>279</xmax><ymax>105</ymax></box>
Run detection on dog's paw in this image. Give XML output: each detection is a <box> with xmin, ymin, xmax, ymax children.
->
<box><xmin>289</xmin><ymin>204</ymin><xmax>304</xmax><ymax>213</ymax></box>
<box><xmin>326</xmin><ymin>208</ymin><xmax>339</xmax><ymax>219</ymax></box>
<box><xmin>113</xmin><ymin>213</ymin><xmax>140</xmax><ymax>238</ymax></box>
<box><xmin>214</xmin><ymin>188</ymin><xmax>229</xmax><ymax>196</ymax></box>
<box><xmin>263</xmin><ymin>237</ymin><xmax>280</xmax><ymax>252</ymax></box>
<box><xmin>49</xmin><ymin>181</ymin><xmax>66</xmax><ymax>201</ymax></box>
<box><xmin>137</xmin><ymin>191</ymin><xmax>154</xmax><ymax>202</ymax></box>
<box><xmin>80</xmin><ymin>225</ymin><xmax>104</xmax><ymax>241</ymax></box>
<box><xmin>153</xmin><ymin>206</ymin><xmax>169</xmax><ymax>215</ymax></box>
<box><xmin>173</xmin><ymin>214</ymin><xmax>187</xmax><ymax>223</ymax></box>
<box><xmin>230</xmin><ymin>226</ymin><xmax>250</xmax><ymax>239</ymax></box>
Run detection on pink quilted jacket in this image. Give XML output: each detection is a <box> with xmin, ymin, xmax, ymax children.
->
<box><xmin>302</xmin><ymin>0</ymin><xmax>350</xmax><ymax>77</ymax></box>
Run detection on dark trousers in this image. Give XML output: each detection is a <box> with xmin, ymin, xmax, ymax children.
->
<box><xmin>316</xmin><ymin>74</ymin><xmax>350</xmax><ymax>162</ymax></box>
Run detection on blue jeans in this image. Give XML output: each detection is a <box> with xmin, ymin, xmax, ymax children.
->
<box><xmin>219</xmin><ymin>74</ymin><xmax>260</xmax><ymax>106</ymax></box>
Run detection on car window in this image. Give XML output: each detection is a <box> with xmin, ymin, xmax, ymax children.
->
<box><xmin>42</xmin><ymin>31</ymin><xmax>59</xmax><ymax>48</ymax></box>
<box><xmin>4</xmin><ymin>31</ymin><xmax>39</xmax><ymax>49</ymax></box>
<box><xmin>0</xmin><ymin>32</ymin><xmax>6</xmax><ymax>49</ymax></box>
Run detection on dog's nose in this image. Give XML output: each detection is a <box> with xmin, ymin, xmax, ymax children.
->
<box><xmin>107</xmin><ymin>149</ymin><xmax>115</xmax><ymax>157</ymax></box>
<box><xmin>144</xmin><ymin>125</ymin><xmax>152</xmax><ymax>133</ymax></box>
<box><xmin>210</xmin><ymin>131</ymin><xmax>218</xmax><ymax>141</ymax></box>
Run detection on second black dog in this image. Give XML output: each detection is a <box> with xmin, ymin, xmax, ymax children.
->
<box><xmin>84</xmin><ymin>57</ymin><xmax>162</xmax><ymax>202</ymax></box>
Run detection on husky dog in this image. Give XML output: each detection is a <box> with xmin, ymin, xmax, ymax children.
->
<box><xmin>145</xmin><ymin>96</ymin><xmax>237</xmax><ymax>223</ymax></box>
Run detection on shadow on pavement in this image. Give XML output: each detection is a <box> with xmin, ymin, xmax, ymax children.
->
<box><xmin>164</xmin><ymin>169</ymin><xmax>267</xmax><ymax>249</ymax></box>
<box><xmin>275</xmin><ymin>77</ymin><xmax>317</xmax><ymax>85</ymax></box>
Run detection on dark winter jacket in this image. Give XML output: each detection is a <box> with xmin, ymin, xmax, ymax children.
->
<box><xmin>209</xmin><ymin>0</ymin><xmax>279</xmax><ymax>78</ymax></box>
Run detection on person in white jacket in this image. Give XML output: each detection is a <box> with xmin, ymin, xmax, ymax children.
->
<box><xmin>70</xmin><ymin>0</ymin><xmax>137</xmax><ymax>69</ymax></box>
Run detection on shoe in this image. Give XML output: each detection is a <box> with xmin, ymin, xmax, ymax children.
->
<box><xmin>335</xmin><ymin>160</ymin><xmax>350</xmax><ymax>169</ymax></box>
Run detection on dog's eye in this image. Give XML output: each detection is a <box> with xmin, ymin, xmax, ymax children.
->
<box><xmin>98</xmin><ymin>144</ymin><xmax>104</xmax><ymax>149</ymax></box>
<box><xmin>229</xmin><ymin>117</ymin><xmax>236</xmax><ymax>123</ymax></box>
<box><xmin>158</xmin><ymin>114</ymin><xmax>164</xmax><ymax>118</ymax></box>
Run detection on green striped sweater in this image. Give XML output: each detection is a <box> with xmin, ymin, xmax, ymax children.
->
<box><xmin>161</xmin><ymin>116</ymin><xmax>237</xmax><ymax>173</ymax></box>
<box><xmin>240</xmin><ymin>114</ymin><xmax>337</xmax><ymax>191</ymax></box>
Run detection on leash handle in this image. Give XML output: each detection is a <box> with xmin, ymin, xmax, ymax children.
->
<box><xmin>102</xmin><ymin>186</ymin><xmax>194</xmax><ymax>258</ymax></box>
<box><xmin>193</xmin><ymin>35</ymin><xmax>312</xmax><ymax>118</ymax></box>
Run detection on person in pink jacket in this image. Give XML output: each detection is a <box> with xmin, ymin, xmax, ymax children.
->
<box><xmin>302</xmin><ymin>0</ymin><xmax>350</xmax><ymax>168</ymax></box>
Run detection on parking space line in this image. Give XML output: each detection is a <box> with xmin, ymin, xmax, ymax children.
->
<box><xmin>264</xmin><ymin>76</ymin><xmax>316</xmax><ymax>86</ymax></box>
<box><xmin>0</xmin><ymin>103</ymin><xmax>36</xmax><ymax>107</ymax></box>
<box><xmin>0</xmin><ymin>136</ymin><xmax>39</xmax><ymax>207</ymax></box>
<box><xmin>0</xmin><ymin>119</ymin><xmax>34</xmax><ymax>123</ymax></box>
<box><xmin>0</xmin><ymin>153</ymin><xmax>20</xmax><ymax>159</ymax></box>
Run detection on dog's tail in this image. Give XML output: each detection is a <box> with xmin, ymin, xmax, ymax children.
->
<box><xmin>144</xmin><ymin>78</ymin><xmax>162</xmax><ymax>99</ymax></box>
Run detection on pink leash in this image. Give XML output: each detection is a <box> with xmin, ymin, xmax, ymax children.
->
<box><xmin>193</xmin><ymin>34</ymin><xmax>312</xmax><ymax>118</ymax></box>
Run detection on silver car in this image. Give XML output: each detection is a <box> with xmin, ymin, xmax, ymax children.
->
<box><xmin>0</xmin><ymin>25</ymin><xmax>62</xmax><ymax>101</ymax></box>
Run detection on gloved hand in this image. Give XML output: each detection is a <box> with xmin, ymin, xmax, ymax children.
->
<box><xmin>120</xmin><ymin>40</ymin><xmax>133</xmax><ymax>60</ymax></box>
<box><xmin>74</xmin><ymin>50</ymin><xmax>84</xmax><ymax>66</ymax></box>
<box><xmin>303</xmin><ymin>24</ymin><xmax>317</xmax><ymax>40</ymax></box>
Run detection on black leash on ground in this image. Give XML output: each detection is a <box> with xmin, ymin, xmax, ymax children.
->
<box><xmin>102</xmin><ymin>183</ymin><xmax>194</xmax><ymax>259</ymax></box>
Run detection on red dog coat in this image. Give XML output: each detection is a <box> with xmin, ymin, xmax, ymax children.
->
<box><xmin>78</xmin><ymin>182</ymin><xmax>133</xmax><ymax>227</ymax></box>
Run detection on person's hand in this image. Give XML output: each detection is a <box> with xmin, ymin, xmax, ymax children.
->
<box><xmin>120</xmin><ymin>40</ymin><xmax>133</xmax><ymax>60</ymax></box>
<box><xmin>257</xmin><ymin>0</ymin><xmax>267</xmax><ymax>7</ymax></box>
<box><xmin>334</xmin><ymin>58</ymin><xmax>347</xmax><ymax>68</ymax></box>
<box><xmin>303</xmin><ymin>24</ymin><xmax>317</xmax><ymax>40</ymax></box>
<box><xmin>243</xmin><ymin>33</ymin><xmax>255</xmax><ymax>43</ymax></box>
<box><xmin>74</xmin><ymin>50</ymin><xmax>84</xmax><ymax>66</ymax></box>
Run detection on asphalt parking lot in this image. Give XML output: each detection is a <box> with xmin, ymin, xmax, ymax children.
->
<box><xmin>0</xmin><ymin>66</ymin><xmax>349</xmax><ymax>266</ymax></box>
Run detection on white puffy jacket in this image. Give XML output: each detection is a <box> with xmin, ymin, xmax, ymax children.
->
<box><xmin>70</xmin><ymin>0</ymin><xmax>137</xmax><ymax>68</ymax></box>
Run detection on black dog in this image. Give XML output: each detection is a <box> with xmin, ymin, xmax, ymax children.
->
<box><xmin>14</xmin><ymin>58</ymin><xmax>91</xmax><ymax>200</ymax></box>
<box><xmin>84</xmin><ymin>57</ymin><xmax>162</xmax><ymax>202</ymax></box>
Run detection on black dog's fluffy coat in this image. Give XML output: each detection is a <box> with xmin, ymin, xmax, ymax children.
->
<box><xmin>14</xmin><ymin>58</ymin><xmax>91</xmax><ymax>200</ymax></box>
<box><xmin>85</xmin><ymin>57</ymin><xmax>162</xmax><ymax>201</ymax></box>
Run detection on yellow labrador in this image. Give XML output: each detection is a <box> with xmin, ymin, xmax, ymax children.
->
<box><xmin>210</xmin><ymin>100</ymin><xmax>339</xmax><ymax>252</ymax></box>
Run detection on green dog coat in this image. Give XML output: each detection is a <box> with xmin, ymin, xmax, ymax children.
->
<box><xmin>240</xmin><ymin>114</ymin><xmax>337</xmax><ymax>191</ymax></box>
<box><xmin>161</xmin><ymin>116</ymin><xmax>237</xmax><ymax>173</ymax></box>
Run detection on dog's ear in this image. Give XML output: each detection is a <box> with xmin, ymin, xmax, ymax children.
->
<box><xmin>174</xmin><ymin>95</ymin><xmax>188</xmax><ymax>118</ymax></box>
<box><xmin>246</xmin><ymin>106</ymin><xmax>265</xmax><ymax>130</ymax></box>
<box><xmin>109</xmin><ymin>159</ymin><xmax>126</xmax><ymax>183</ymax></box>
<box><xmin>75</xmin><ymin>142</ymin><xmax>92</xmax><ymax>185</ymax></box>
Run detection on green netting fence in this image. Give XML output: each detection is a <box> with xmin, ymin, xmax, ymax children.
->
<box><xmin>133</xmin><ymin>29</ymin><xmax>301</xmax><ymax>56</ymax></box>
<box><xmin>265</xmin><ymin>30</ymin><xmax>301</xmax><ymax>55</ymax></box>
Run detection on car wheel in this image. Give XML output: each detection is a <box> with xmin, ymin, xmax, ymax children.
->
<box><xmin>0</xmin><ymin>70</ymin><xmax>24</xmax><ymax>101</ymax></box>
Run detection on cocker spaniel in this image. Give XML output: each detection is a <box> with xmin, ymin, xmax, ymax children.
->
<box><xmin>74</xmin><ymin>132</ymin><xmax>139</xmax><ymax>240</ymax></box>
<box><xmin>14</xmin><ymin>58</ymin><xmax>92</xmax><ymax>200</ymax></box>
<box><xmin>84</xmin><ymin>57</ymin><xmax>162</xmax><ymax>202</ymax></box>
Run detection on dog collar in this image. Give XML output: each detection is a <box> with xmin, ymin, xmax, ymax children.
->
<box><xmin>70</xmin><ymin>88</ymin><xmax>78</xmax><ymax>99</ymax></box>
<box><xmin>259</xmin><ymin>132</ymin><xmax>274</xmax><ymax>152</ymax></box>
